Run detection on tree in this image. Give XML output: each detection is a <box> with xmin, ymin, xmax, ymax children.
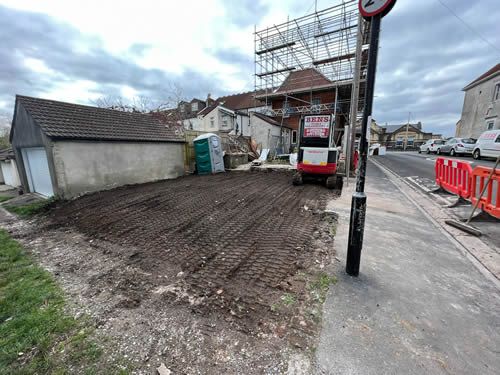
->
<box><xmin>0</xmin><ymin>111</ymin><xmax>12</xmax><ymax>149</ymax></box>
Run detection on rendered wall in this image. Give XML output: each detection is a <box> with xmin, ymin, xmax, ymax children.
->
<box><xmin>52</xmin><ymin>140</ymin><xmax>185</xmax><ymax>198</ymax></box>
<box><xmin>459</xmin><ymin>76</ymin><xmax>500</xmax><ymax>139</ymax></box>
<box><xmin>0</xmin><ymin>160</ymin><xmax>21</xmax><ymax>187</ymax></box>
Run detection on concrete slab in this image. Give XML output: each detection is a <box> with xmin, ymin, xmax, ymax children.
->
<box><xmin>316</xmin><ymin>161</ymin><xmax>500</xmax><ymax>375</ymax></box>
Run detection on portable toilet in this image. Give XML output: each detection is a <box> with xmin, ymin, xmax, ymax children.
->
<box><xmin>193</xmin><ymin>133</ymin><xmax>225</xmax><ymax>175</ymax></box>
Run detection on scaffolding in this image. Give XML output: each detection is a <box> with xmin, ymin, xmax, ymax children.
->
<box><xmin>254</xmin><ymin>0</ymin><xmax>369</xmax><ymax>122</ymax></box>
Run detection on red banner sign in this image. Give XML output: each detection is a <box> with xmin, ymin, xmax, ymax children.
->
<box><xmin>304</xmin><ymin>116</ymin><xmax>330</xmax><ymax>138</ymax></box>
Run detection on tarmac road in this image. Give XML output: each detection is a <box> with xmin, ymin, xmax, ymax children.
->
<box><xmin>373</xmin><ymin>151</ymin><xmax>497</xmax><ymax>180</ymax></box>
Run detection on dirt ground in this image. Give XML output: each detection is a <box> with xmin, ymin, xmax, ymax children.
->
<box><xmin>2</xmin><ymin>171</ymin><xmax>339</xmax><ymax>374</ymax></box>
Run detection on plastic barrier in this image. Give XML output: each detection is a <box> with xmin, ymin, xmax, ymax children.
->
<box><xmin>435</xmin><ymin>158</ymin><xmax>473</xmax><ymax>199</ymax></box>
<box><xmin>470</xmin><ymin>166</ymin><xmax>500</xmax><ymax>219</ymax></box>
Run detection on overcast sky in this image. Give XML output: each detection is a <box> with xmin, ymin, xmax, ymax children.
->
<box><xmin>0</xmin><ymin>0</ymin><xmax>499</xmax><ymax>136</ymax></box>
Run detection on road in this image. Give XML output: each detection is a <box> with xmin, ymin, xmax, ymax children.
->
<box><xmin>374</xmin><ymin>151</ymin><xmax>497</xmax><ymax>180</ymax></box>
<box><xmin>373</xmin><ymin>151</ymin><xmax>500</xmax><ymax>250</ymax></box>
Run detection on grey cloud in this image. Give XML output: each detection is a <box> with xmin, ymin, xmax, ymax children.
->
<box><xmin>372</xmin><ymin>0</ymin><xmax>500</xmax><ymax>135</ymax></box>
<box><xmin>0</xmin><ymin>5</ymin><xmax>229</xmax><ymax>113</ymax></box>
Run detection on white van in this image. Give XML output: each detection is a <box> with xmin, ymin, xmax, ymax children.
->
<box><xmin>472</xmin><ymin>130</ymin><xmax>500</xmax><ymax>160</ymax></box>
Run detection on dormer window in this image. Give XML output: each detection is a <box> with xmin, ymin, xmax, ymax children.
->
<box><xmin>180</xmin><ymin>104</ymin><xmax>185</xmax><ymax>112</ymax></box>
<box><xmin>192</xmin><ymin>102</ymin><xmax>198</xmax><ymax>111</ymax></box>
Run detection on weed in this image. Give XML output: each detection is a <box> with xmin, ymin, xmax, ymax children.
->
<box><xmin>309</xmin><ymin>272</ymin><xmax>338</xmax><ymax>292</ymax></box>
<box><xmin>281</xmin><ymin>293</ymin><xmax>296</xmax><ymax>306</ymax></box>
<box><xmin>270</xmin><ymin>305</ymin><xmax>278</xmax><ymax>312</ymax></box>
<box><xmin>3</xmin><ymin>197</ymin><xmax>55</xmax><ymax>217</ymax></box>
<box><xmin>0</xmin><ymin>196</ymin><xmax>13</xmax><ymax>203</ymax></box>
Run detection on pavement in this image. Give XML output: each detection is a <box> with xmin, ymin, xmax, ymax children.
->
<box><xmin>316</xmin><ymin>160</ymin><xmax>500</xmax><ymax>375</ymax></box>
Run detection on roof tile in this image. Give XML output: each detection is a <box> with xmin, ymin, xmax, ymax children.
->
<box><xmin>15</xmin><ymin>95</ymin><xmax>184</xmax><ymax>142</ymax></box>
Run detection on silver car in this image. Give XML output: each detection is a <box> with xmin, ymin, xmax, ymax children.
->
<box><xmin>437</xmin><ymin>138</ymin><xmax>476</xmax><ymax>156</ymax></box>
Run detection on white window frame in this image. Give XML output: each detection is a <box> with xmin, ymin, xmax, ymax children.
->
<box><xmin>180</xmin><ymin>104</ymin><xmax>185</xmax><ymax>113</ymax></box>
<box><xmin>493</xmin><ymin>82</ymin><xmax>500</xmax><ymax>101</ymax></box>
<box><xmin>191</xmin><ymin>102</ymin><xmax>198</xmax><ymax>111</ymax></box>
<box><xmin>487</xmin><ymin>121</ymin><xmax>494</xmax><ymax>130</ymax></box>
<box><xmin>210</xmin><ymin>117</ymin><xmax>215</xmax><ymax>128</ymax></box>
<box><xmin>222</xmin><ymin>115</ymin><xmax>228</xmax><ymax>127</ymax></box>
<box><xmin>292</xmin><ymin>130</ymin><xmax>297</xmax><ymax>144</ymax></box>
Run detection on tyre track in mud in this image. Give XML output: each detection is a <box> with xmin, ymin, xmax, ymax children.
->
<box><xmin>47</xmin><ymin>171</ymin><xmax>337</xmax><ymax>314</ymax></box>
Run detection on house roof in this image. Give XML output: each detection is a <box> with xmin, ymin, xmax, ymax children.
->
<box><xmin>13</xmin><ymin>95</ymin><xmax>184</xmax><ymax>143</ymax></box>
<box><xmin>275</xmin><ymin>68</ymin><xmax>332</xmax><ymax>94</ymax></box>
<box><xmin>380</xmin><ymin>123</ymin><xmax>431</xmax><ymax>135</ymax></box>
<box><xmin>252</xmin><ymin>112</ymin><xmax>293</xmax><ymax>129</ymax></box>
<box><xmin>215</xmin><ymin>90</ymin><xmax>266</xmax><ymax>111</ymax></box>
<box><xmin>463</xmin><ymin>63</ymin><xmax>500</xmax><ymax>91</ymax></box>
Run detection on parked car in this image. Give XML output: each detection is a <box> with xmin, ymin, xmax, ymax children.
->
<box><xmin>437</xmin><ymin>137</ymin><xmax>476</xmax><ymax>156</ymax></box>
<box><xmin>472</xmin><ymin>129</ymin><xmax>500</xmax><ymax>160</ymax></box>
<box><xmin>419</xmin><ymin>139</ymin><xmax>444</xmax><ymax>154</ymax></box>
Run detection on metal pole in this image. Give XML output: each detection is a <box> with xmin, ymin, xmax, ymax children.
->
<box><xmin>349</xmin><ymin>14</ymin><xmax>364</xmax><ymax>173</ymax></box>
<box><xmin>404</xmin><ymin>112</ymin><xmax>410</xmax><ymax>151</ymax></box>
<box><xmin>346</xmin><ymin>13</ymin><xmax>381</xmax><ymax>276</ymax></box>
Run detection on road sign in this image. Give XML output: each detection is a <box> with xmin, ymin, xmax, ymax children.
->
<box><xmin>359</xmin><ymin>0</ymin><xmax>396</xmax><ymax>19</ymax></box>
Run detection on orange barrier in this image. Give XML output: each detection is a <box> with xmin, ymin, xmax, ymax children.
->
<box><xmin>435</xmin><ymin>158</ymin><xmax>473</xmax><ymax>199</ymax></box>
<box><xmin>470</xmin><ymin>166</ymin><xmax>500</xmax><ymax>219</ymax></box>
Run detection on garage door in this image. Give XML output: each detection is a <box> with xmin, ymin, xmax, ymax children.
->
<box><xmin>21</xmin><ymin>147</ymin><xmax>54</xmax><ymax>197</ymax></box>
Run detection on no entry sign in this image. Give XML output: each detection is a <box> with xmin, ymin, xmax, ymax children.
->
<box><xmin>359</xmin><ymin>0</ymin><xmax>396</xmax><ymax>19</ymax></box>
<box><xmin>304</xmin><ymin>115</ymin><xmax>330</xmax><ymax>138</ymax></box>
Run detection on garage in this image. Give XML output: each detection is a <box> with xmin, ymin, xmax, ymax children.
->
<box><xmin>10</xmin><ymin>95</ymin><xmax>186</xmax><ymax>198</ymax></box>
<box><xmin>21</xmin><ymin>147</ymin><xmax>53</xmax><ymax>197</ymax></box>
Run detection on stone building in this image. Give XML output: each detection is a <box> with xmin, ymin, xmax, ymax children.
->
<box><xmin>458</xmin><ymin>63</ymin><xmax>500</xmax><ymax>138</ymax></box>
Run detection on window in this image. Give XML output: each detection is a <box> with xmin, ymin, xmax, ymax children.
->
<box><xmin>222</xmin><ymin>115</ymin><xmax>228</xmax><ymax>127</ymax></box>
<box><xmin>487</xmin><ymin>122</ymin><xmax>494</xmax><ymax>130</ymax></box>
<box><xmin>496</xmin><ymin>135</ymin><xmax>500</xmax><ymax>143</ymax></box>
<box><xmin>396</xmin><ymin>136</ymin><xmax>403</xmax><ymax>147</ymax></box>
<box><xmin>494</xmin><ymin>83</ymin><xmax>500</xmax><ymax>101</ymax></box>
<box><xmin>191</xmin><ymin>102</ymin><xmax>198</xmax><ymax>111</ymax></box>
<box><xmin>292</xmin><ymin>130</ymin><xmax>297</xmax><ymax>144</ymax></box>
<box><xmin>210</xmin><ymin>117</ymin><xmax>215</xmax><ymax>128</ymax></box>
<box><xmin>283</xmin><ymin>102</ymin><xmax>290</xmax><ymax>118</ymax></box>
<box><xmin>180</xmin><ymin>104</ymin><xmax>185</xmax><ymax>112</ymax></box>
<box><xmin>312</xmin><ymin>98</ymin><xmax>321</xmax><ymax>114</ymax></box>
<box><xmin>407</xmin><ymin>137</ymin><xmax>415</xmax><ymax>146</ymax></box>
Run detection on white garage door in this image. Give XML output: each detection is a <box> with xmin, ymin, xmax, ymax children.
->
<box><xmin>21</xmin><ymin>147</ymin><xmax>54</xmax><ymax>197</ymax></box>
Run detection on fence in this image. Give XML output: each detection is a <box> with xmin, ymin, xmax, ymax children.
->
<box><xmin>435</xmin><ymin>158</ymin><xmax>473</xmax><ymax>199</ymax></box>
<box><xmin>470</xmin><ymin>166</ymin><xmax>500</xmax><ymax>219</ymax></box>
<box><xmin>382</xmin><ymin>140</ymin><xmax>427</xmax><ymax>151</ymax></box>
<box><xmin>435</xmin><ymin>157</ymin><xmax>500</xmax><ymax>219</ymax></box>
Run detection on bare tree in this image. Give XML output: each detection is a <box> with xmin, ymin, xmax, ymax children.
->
<box><xmin>0</xmin><ymin>111</ymin><xmax>12</xmax><ymax>149</ymax></box>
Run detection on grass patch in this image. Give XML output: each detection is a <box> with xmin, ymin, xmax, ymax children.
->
<box><xmin>3</xmin><ymin>197</ymin><xmax>55</xmax><ymax>217</ymax></box>
<box><xmin>281</xmin><ymin>293</ymin><xmax>296</xmax><ymax>306</ymax></box>
<box><xmin>0</xmin><ymin>229</ymin><xmax>130</xmax><ymax>374</ymax></box>
<box><xmin>0</xmin><ymin>196</ymin><xmax>13</xmax><ymax>203</ymax></box>
<box><xmin>308</xmin><ymin>272</ymin><xmax>338</xmax><ymax>304</ymax></box>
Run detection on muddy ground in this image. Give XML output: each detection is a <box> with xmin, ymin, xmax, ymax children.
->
<box><xmin>2</xmin><ymin>171</ymin><xmax>339</xmax><ymax>374</ymax></box>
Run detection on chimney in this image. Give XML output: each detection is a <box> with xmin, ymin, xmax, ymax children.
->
<box><xmin>206</xmin><ymin>93</ymin><xmax>212</xmax><ymax>105</ymax></box>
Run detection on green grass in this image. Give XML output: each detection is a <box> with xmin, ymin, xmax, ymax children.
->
<box><xmin>3</xmin><ymin>198</ymin><xmax>55</xmax><ymax>217</ymax></box>
<box><xmin>308</xmin><ymin>272</ymin><xmax>338</xmax><ymax>304</ymax></box>
<box><xmin>0</xmin><ymin>229</ymin><xmax>131</xmax><ymax>374</ymax></box>
<box><xmin>0</xmin><ymin>196</ymin><xmax>13</xmax><ymax>203</ymax></box>
<box><xmin>281</xmin><ymin>293</ymin><xmax>296</xmax><ymax>306</ymax></box>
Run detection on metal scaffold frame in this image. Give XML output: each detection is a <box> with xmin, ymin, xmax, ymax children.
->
<box><xmin>254</xmin><ymin>0</ymin><xmax>369</xmax><ymax>121</ymax></box>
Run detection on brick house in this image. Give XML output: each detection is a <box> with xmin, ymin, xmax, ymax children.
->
<box><xmin>255</xmin><ymin>68</ymin><xmax>344</xmax><ymax>146</ymax></box>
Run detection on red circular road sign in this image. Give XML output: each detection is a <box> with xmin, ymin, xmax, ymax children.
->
<box><xmin>359</xmin><ymin>0</ymin><xmax>396</xmax><ymax>18</ymax></box>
